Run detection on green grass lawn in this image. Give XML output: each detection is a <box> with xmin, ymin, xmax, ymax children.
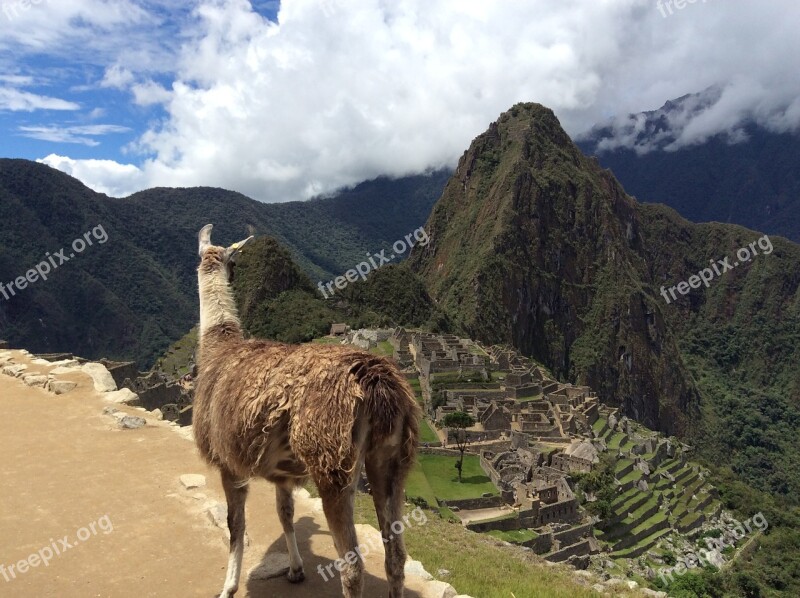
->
<box><xmin>406</xmin><ymin>376</ymin><xmax>424</xmax><ymax>404</ymax></box>
<box><xmin>404</xmin><ymin>462</ymin><xmax>439</xmax><ymax>508</ymax></box>
<box><xmin>417</xmin><ymin>454</ymin><xmax>498</xmax><ymax>500</ymax></box>
<box><xmin>420</xmin><ymin>419</ymin><xmax>440</xmax><ymax>444</ymax></box>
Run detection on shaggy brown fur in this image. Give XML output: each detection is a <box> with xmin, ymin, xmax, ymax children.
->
<box><xmin>194</xmin><ymin>228</ymin><xmax>420</xmax><ymax>598</ymax></box>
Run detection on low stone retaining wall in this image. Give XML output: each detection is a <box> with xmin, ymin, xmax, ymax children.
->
<box><xmin>440</xmin><ymin>496</ymin><xmax>503</xmax><ymax>511</ymax></box>
<box><xmin>417</xmin><ymin>447</ymin><xmax>462</xmax><ymax>457</ymax></box>
<box><xmin>553</xmin><ymin>522</ymin><xmax>594</xmax><ymax>547</ymax></box>
<box><xmin>545</xmin><ymin>538</ymin><xmax>592</xmax><ymax>563</ymax></box>
<box><xmin>465</xmin><ymin>514</ymin><xmax>519</xmax><ymax>533</ymax></box>
<box><xmin>522</xmin><ymin>532</ymin><xmax>553</xmax><ymax>554</ymax></box>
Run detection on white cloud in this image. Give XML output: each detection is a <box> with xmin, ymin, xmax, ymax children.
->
<box><xmin>18</xmin><ymin>0</ymin><xmax>800</xmax><ymax>201</ymax></box>
<box><xmin>20</xmin><ymin>124</ymin><xmax>131</xmax><ymax>146</ymax></box>
<box><xmin>131</xmin><ymin>80</ymin><xmax>172</xmax><ymax>106</ymax></box>
<box><xmin>37</xmin><ymin>154</ymin><xmax>144</xmax><ymax>197</ymax></box>
<box><xmin>0</xmin><ymin>87</ymin><xmax>79</xmax><ymax>111</ymax></box>
<box><xmin>101</xmin><ymin>65</ymin><xmax>135</xmax><ymax>89</ymax></box>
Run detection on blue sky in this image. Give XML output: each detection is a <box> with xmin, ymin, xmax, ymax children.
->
<box><xmin>1</xmin><ymin>1</ymin><xmax>277</xmax><ymax>164</ymax></box>
<box><xmin>1</xmin><ymin>0</ymin><xmax>799</xmax><ymax>201</ymax></box>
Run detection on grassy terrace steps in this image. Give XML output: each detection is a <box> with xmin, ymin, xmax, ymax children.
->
<box><xmin>673</xmin><ymin>465</ymin><xmax>696</xmax><ymax>485</ymax></box>
<box><xmin>609</xmin><ymin>512</ymin><xmax>671</xmax><ymax>555</ymax></box>
<box><xmin>703</xmin><ymin>499</ymin><xmax>722</xmax><ymax>516</ymax></box>
<box><xmin>592</xmin><ymin>416</ymin><xmax>608</xmax><ymax>438</ymax></box>
<box><xmin>682</xmin><ymin>477</ymin><xmax>706</xmax><ymax>498</ymax></box>
<box><xmin>607</xmin><ymin>432</ymin><xmax>628</xmax><ymax>450</ymax></box>
<box><xmin>619</xmin><ymin>468</ymin><xmax>644</xmax><ymax>485</ymax></box>
<box><xmin>611</xmin><ymin>527</ymin><xmax>673</xmax><ymax>559</ymax></box>
<box><xmin>614</xmin><ymin>458</ymin><xmax>635</xmax><ymax>478</ymax></box>
<box><xmin>611</xmin><ymin>487</ymin><xmax>640</xmax><ymax>507</ymax></box>
<box><xmin>653</xmin><ymin>476</ymin><xmax>673</xmax><ymax>492</ymax></box>
<box><xmin>652</xmin><ymin>458</ymin><xmax>677</xmax><ymax>473</ymax></box>
<box><xmin>654</xmin><ymin>458</ymin><xmax>684</xmax><ymax>477</ymax></box>
<box><xmin>587</xmin><ymin>438</ymin><xmax>722</xmax><ymax>563</ymax></box>
<box><xmin>604</xmin><ymin>498</ymin><xmax>662</xmax><ymax>541</ymax></box>
<box><xmin>676</xmin><ymin>511</ymin><xmax>705</xmax><ymax>534</ymax></box>
<box><xmin>614</xmin><ymin>490</ymin><xmax>651</xmax><ymax>517</ymax></box>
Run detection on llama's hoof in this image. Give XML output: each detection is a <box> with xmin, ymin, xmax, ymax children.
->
<box><xmin>287</xmin><ymin>567</ymin><xmax>305</xmax><ymax>583</ymax></box>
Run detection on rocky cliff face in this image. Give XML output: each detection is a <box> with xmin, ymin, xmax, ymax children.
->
<box><xmin>410</xmin><ymin>103</ymin><xmax>703</xmax><ymax>435</ymax></box>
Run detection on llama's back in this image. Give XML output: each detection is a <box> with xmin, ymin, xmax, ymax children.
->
<box><xmin>194</xmin><ymin>339</ymin><xmax>420</xmax><ymax>485</ymax></box>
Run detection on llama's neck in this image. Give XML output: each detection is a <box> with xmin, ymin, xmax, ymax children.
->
<box><xmin>198</xmin><ymin>269</ymin><xmax>242</xmax><ymax>337</ymax></box>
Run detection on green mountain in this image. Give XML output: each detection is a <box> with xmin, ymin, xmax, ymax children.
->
<box><xmin>231</xmin><ymin>236</ymin><xmax>441</xmax><ymax>342</ymax></box>
<box><xmin>409</xmin><ymin>102</ymin><xmax>800</xmax><ymax>503</ymax></box>
<box><xmin>0</xmin><ymin>159</ymin><xmax>447</xmax><ymax>366</ymax></box>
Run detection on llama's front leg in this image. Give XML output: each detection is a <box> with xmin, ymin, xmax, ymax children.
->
<box><xmin>220</xmin><ymin>470</ymin><xmax>249</xmax><ymax>598</ymax></box>
<box><xmin>276</xmin><ymin>483</ymin><xmax>305</xmax><ymax>582</ymax></box>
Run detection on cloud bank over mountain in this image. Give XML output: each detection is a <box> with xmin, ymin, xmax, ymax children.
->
<box><xmin>3</xmin><ymin>0</ymin><xmax>799</xmax><ymax>200</ymax></box>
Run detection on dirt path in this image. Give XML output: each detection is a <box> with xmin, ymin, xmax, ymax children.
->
<box><xmin>0</xmin><ymin>351</ymin><xmax>435</xmax><ymax>598</ymax></box>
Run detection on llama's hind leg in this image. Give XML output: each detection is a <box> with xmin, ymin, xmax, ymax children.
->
<box><xmin>366</xmin><ymin>453</ymin><xmax>407</xmax><ymax>598</ymax></box>
<box><xmin>318</xmin><ymin>475</ymin><xmax>364</xmax><ymax>598</ymax></box>
<box><xmin>219</xmin><ymin>469</ymin><xmax>249</xmax><ymax>598</ymax></box>
<box><xmin>275</xmin><ymin>482</ymin><xmax>305</xmax><ymax>582</ymax></box>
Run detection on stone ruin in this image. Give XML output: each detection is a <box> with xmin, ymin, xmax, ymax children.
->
<box><xmin>33</xmin><ymin>354</ymin><xmax>195</xmax><ymax>426</ymax></box>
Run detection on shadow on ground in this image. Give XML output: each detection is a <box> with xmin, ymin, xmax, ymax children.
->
<box><xmin>245</xmin><ymin>516</ymin><xmax>423</xmax><ymax>598</ymax></box>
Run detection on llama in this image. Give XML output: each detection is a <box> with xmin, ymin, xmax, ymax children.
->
<box><xmin>193</xmin><ymin>224</ymin><xmax>421</xmax><ymax>598</ymax></box>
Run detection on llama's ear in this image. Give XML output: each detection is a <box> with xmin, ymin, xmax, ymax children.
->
<box><xmin>198</xmin><ymin>224</ymin><xmax>213</xmax><ymax>257</ymax></box>
<box><xmin>225</xmin><ymin>235</ymin><xmax>254</xmax><ymax>262</ymax></box>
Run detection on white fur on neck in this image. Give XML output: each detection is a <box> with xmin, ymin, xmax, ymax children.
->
<box><xmin>198</xmin><ymin>268</ymin><xmax>240</xmax><ymax>335</ymax></box>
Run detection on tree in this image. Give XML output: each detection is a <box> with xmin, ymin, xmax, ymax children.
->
<box><xmin>443</xmin><ymin>411</ymin><xmax>476</xmax><ymax>482</ymax></box>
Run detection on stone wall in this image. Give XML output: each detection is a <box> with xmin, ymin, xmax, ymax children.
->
<box><xmin>99</xmin><ymin>359</ymin><xmax>139</xmax><ymax>388</ymax></box>
<box><xmin>522</xmin><ymin>532</ymin><xmax>553</xmax><ymax>554</ymax></box>
<box><xmin>545</xmin><ymin>538</ymin><xmax>592</xmax><ymax>563</ymax></box>
<box><xmin>440</xmin><ymin>496</ymin><xmax>504</xmax><ymax>511</ymax></box>
<box><xmin>418</xmin><ymin>447</ymin><xmax>462</xmax><ymax>457</ymax></box>
<box><xmin>465</xmin><ymin>514</ymin><xmax>520</xmax><ymax>533</ymax></box>
<box><xmin>537</xmin><ymin>498</ymin><xmax>580</xmax><ymax>526</ymax></box>
<box><xmin>553</xmin><ymin>522</ymin><xmax>594</xmax><ymax>547</ymax></box>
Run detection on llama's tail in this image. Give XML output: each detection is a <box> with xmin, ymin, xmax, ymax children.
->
<box><xmin>351</xmin><ymin>357</ymin><xmax>421</xmax><ymax>470</ymax></box>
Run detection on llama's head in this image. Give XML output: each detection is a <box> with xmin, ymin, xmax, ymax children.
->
<box><xmin>197</xmin><ymin>223</ymin><xmax>254</xmax><ymax>282</ymax></box>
